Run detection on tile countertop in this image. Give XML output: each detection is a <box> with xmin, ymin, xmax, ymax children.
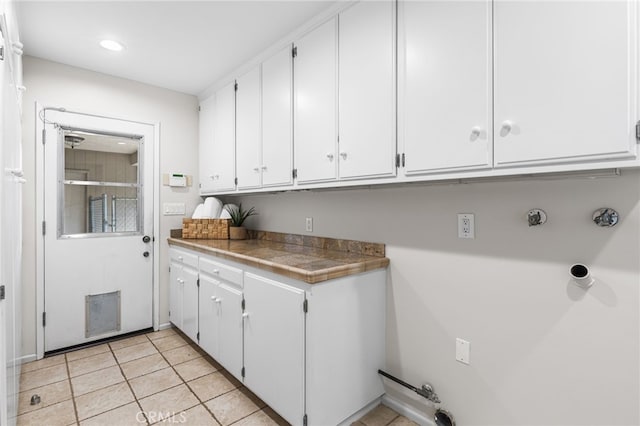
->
<box><xmin>167</xmin><ymin>231</ymin><xmax>389</xmax><ymax>284</ymax></box>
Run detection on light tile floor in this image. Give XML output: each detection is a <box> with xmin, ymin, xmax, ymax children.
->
<box><xmin>18</xmin><ymin>327</ymin><xmax>415</xmax><ymax>426</ymax></box>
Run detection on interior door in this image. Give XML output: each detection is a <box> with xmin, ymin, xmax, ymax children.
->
<box><xmin>43</xmin><ymin>110</ymin><xmax>154</xmax><ymax>352</ymax></box>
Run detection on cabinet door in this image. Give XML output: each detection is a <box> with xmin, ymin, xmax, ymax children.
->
<box><xmin>211</xmin><ymin>82</ymin><xmax>237</xmax><ymax>192</ymax></box>
<box><xmin>236</xmin><ymin>66</ymin><xmax>262</xmax><ymax>190</ymax></box>
<box><xmin>243</xmin><ymin>273</ymin><xmax>305</xmax><ymax>424</ymax></box>
<box><xmin>198</xmin><ymin>274</ymin><xmax>219</xmax><ymax>358</ymax></box>
<box><xmin>199</xmin><ymin>95</ymin><xmax>218</xmax><ymax>194</ymax></box>
<box><xmin>181</xmin><ymin>266</ymin><xmax>199</xmax><ymax>343</ymax></box>
<box><xmin>339</xmin><ymin>1</ymin><xmax>396</xmax><ymax>179</ymax></box>
<box><xmin>494</xmin><ymin>0</ymin><xmax>637</xmax><ymax>166</ymax></box>
<box><xmin>216</xmin><ymin>283</ymin><xmax>243</xmax><ymax>381</ymax></box>
<box><xmin>169</xmin><ymin>262</ymin><xmax>183</xmax><ymax>329</ymax></box>
<box><xmin>401</xmin><ymin>0</ymin><xmax>492</xmax><ymax>174</ymax></box>
<box><xmin>294</xmin><ymin>18</ymin><xmax>338</xmax><ymax>184</ymax></box>
<box><xmin>262</xmin><ymin>46</ymin><xmax>294</xmax><ymax>187</ymax></box>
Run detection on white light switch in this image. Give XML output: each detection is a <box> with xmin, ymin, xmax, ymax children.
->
<box><xmin>163</xmin><ymin>203</ymin><xmax>186</xmax><ymax>215</ymax></box>
<box><xmin>456</xmin><ymin>338</ymin><xmax>470</xmax><ymax>364</ymax></box>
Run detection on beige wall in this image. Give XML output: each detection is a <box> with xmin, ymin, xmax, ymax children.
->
<box><xmin>21</xmin><ymin>56</ymin><xmax>201</xmax><ymax>356</ymax></box>
<box><xmin>232</xmin><ymin>171</ymin><xmax>640</xmax><ymax>425</ymax></box>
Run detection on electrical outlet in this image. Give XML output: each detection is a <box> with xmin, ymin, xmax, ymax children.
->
<box><xmin>456</xmin><ymin>338</ymin><xmax>470</xmax><ymax>364</ymax></box>
<box><xmin>458</xmin><ymin>213</ymin><xmax>475</xmax><ymax>239</ymax></box>
<box><xmin>305</xmin><ymin>217</ymin><xmax>313</xmax><ymax>232</ymax></box>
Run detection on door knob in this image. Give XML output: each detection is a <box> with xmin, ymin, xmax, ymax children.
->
<box><xmin>143</xmin><ymin>251</ymin><xmax>150</xmax><ymax>257</ymax></box>
<box><xmin>142</xmin><ymin>235</ymin><xmax>151</xmax><ymax>243</ymax></box>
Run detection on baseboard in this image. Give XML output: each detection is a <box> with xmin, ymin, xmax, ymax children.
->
<box><xmin>19</xmin><ymin>354</ymin><xmax>37</xmax><ymax>364</ymax></box>
<box><xmin>158</xmin><ymin>322</ymin><xmax>173</xmax><ymax>331</ymax></box>
<box><xmin>337</xmin><ymin>397</ymin><xmax>383</xmax><ymax>426</ymax></box>
<box><xmin>382</xmin><ymin>394</ymin><xmax>435</xmax><ymax>426</ymax></box>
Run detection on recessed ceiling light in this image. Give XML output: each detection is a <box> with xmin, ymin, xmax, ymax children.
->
<box><xmin>100</xmin><ymin>39</ymin><xmax>124</xmax><ymax>52</ymax></box>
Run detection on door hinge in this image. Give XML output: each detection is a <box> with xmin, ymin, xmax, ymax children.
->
<box><xmin>0</xmin><ymin>285</ymin><xmax>5</xmax><ymax>300</ymax></box>
<box><xmin>402</xmin><ymin>153</ymin><xmax>406</xmax><ymax>167</ymax></box>
<box><xmin>292</xmin><ymin>169</ymin><xmax>298</xmax><ymax>179</ymax></box>
<box><xmin>42</xmin><ymin>312</ymin><xmax>46</xmax><ymax>327</ymax></box>
<box><xmin>636</xmin><ymin>121</ymin><xmax>640</xmax><ymax>142</ymax></box>
<box><xmin>197</xmin><ymin>332</ymin><xmax>200</xmax><ymax>341</ymax></box>
<box><xmin>303</xmin><ymin>414</ymin><xmax>308</xmax><ymax>426</ymax></box>
<box><xmin>241</xmin><ymin>298</ymin><xmax>245</xmax><ymax>310</ymax></box>
<box><xmin>234</xmin><ymin>82</ymin><xmax>238</xmax><ymax>92</ymax></box>
<box><xmin>234</xmin><ymin>177</ymin><xmax>238</xmax><ymax>185</ymax></box>
<box><xmin>303</xmin><ymin>299</ymin><xmax>308</xmax><ymax>313</ymax></box>
<box><xmin>241</xmin><ymin>366</ymin><xmax>245</xmax><ymax>378</ymax></box>
<box><xmin>42</xmin><ymin>221</ymin><xmax>46</xmax><ymax>236</ymax></box>
<box><xmin>42</xmin><ymin>129</ymin><xmax>46</xmax><ymax>145</ymax></box>
<box><xmin>292</xmin><ymin>45</ymin><xmax>297</xmax><ymax>58</ymax></box>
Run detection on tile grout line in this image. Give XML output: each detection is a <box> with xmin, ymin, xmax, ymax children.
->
<box><xmin>111</xmin><ymin>334</ymin><xmax>151</xmax><ymax>425</ymax></box>
<box><xmin>64</xmin><ymin>354</ymin><xmax>81</xmax><ymax>426</ymax></box>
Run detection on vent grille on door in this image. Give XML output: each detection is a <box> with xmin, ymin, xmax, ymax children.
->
<box><xmin>85</xmin><ymin>291</ymin><xmax>122</xmax><ymax>338</ymax></box>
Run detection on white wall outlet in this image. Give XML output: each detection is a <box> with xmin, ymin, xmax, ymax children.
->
<box><xmin>457</xmin><ymin>213</ymin><xmax>475</xmax><ymax>239</ymax></box>
<box><xmin>305</xmin><ymin>217</ymin><xmax>313</xmax><ymax>232</ymax></box>
<box><xmin>456</xmin><ymin>338</ymin><xmax>470</xmax><ymax>364</ymax></box>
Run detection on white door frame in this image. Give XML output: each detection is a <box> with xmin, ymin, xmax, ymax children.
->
<box><xmin>34</xmin><ymin>102</ymin><xmax>161</xmax><ymax>359</ymax></box>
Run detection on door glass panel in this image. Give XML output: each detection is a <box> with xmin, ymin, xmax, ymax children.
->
<box><xmin>59</xmin><ymin>129</ymin><xmax>142</xmax><ymax>237</ymax></box>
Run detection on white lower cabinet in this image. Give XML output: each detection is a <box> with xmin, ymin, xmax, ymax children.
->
<box><xmin>170</xmin><ymin>245</ymin><xmax>386</xmax><ymax>425</ymax></box>
<box><xmin>243</xmin><ymin>273</ymin><xmax>306</xmax><ymax>424</ymax></box>
<box><xmin>199</xmin><ymin>257</ymin><xmax>244</xmax><ymax>381</ymax></box>
<box><xmin>169</xmin><ymin>248</ymin><xmax>199</xmax><ymax>343</ymax></box>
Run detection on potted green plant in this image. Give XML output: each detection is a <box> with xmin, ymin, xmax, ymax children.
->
<box><xmin>226</xmin><ymin>203</ymin><xmax>257</xmax><ymax>240</ymax></box>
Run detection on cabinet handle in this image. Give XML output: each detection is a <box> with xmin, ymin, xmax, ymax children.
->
<box><xmin>340</xmin><ymin>152</ymin><xmax>347</xmax><ymax>160</ymax></box>
<box><xmin>470</xmin><ymin>127</ymin><xmax>482</xmax><ymax>141</ymax></box>
<box><xmin>211</xmin><ymin>296</ymin><xmax>222</xmax><ymax>303</ymax></box>
<box><xmin>253</xmin><ymin>167</ymin><xmax>260</xmax><ymax>173</ymax></box>
<box><xmin>177</xmin><ymin>278</ymin><xmax>184</xmax><ymax>284</ymax></box>
<box><xmin>261</xmin><ymin>165</ymin><xmax>267</xmax><ymax>171</ymax></box>
<box><xmin>500</xmin><ymin>121</ymin><xmax>513</xmax><ymax>137</ymax></box>
<box><xmin>209</xmin><ymin>175</ymin><xmax>219</xmax><ymax>180</ymax></box>
<box><xmin>326</xmin><ymin>153</ymin><xmax>334</xmax><ymax>161</ymax></box>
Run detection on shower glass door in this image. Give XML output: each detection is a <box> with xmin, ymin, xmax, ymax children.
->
<box><xmin>43</xmin><ymin>110</ymin><xmax>154</xmax><ymax>352</ymax></box>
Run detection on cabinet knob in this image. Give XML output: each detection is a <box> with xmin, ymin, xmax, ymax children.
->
<box><xmin>253</xmin><ymin>167</ymin><xmax>260</xmax><ymax>173</ymax></box>
<box><xmin>500</xmin><ymin>121</ymin><xmax>513</xmax><ymax>137</ymax></box>
<box><xmin>242</xmin><ymin>312</ymin><xmax>250</xmax><ymax>318</ymax></box>
<box><xmin>340</xmin><ymin>152</ymin><xmax>347</xmax><ymax>160</ymax></box>
<box><xmin>326</xmin><ymin>153</ymin><xmax>334</xmax><ymax>161</ymax></box>
<box><xmin>209</xmin><ymin>175</ymin><xmax>219</xmax><ymax>180</ymax></box>
<box><xmin>211</xmin><ymin>296</ymin><xmax>221</xmax><ymax>303</ymax></box>
<box><xmin>261</xmin><ymin>165</ymin><xmax>267</xmax><ymax>171</ymax></box>
<box><xmin>470</xmin><ymin>127</ymin><xmax>482</xmax><ymax>141</ymax></box>
<box><xmin>213</xmin><ymin>269</ymin><xmax>220</xmax><ymax>274</ymax></box>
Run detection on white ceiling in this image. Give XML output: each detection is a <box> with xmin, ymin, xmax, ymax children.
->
<box><xmin>16</xmin><ymin>1</ymin><xmax>338</xmax><ymax>96</ymax></box>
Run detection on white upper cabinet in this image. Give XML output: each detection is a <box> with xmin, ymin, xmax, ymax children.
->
<box><xmin>236</xmin><ymin>66</ymin><xmax>262</xmax><ymax>190</ymax></box>
<box><xmin>339</xmin><ymin>1</ymin><xmax>397</xmax><ymax>180</ymax></box>
<box><xmin>201</xmin><ymin>82</ymin><xmax>236</xmax><ymax>194</ymax></box>
<box><xmin>400</xmin><ymin>0</ymin><xmax>492</xmax><ymax>175</ymax></box>
<box><xmin>494</xmin><ymin>0</ymin><xmax>637</xmax><ymax>167</ymax></box>
<box><xmin>199</xmin><ymin>95</ymin><xmax>217</xmax><ymax>194</ymax></box>
<box><xmin>294</xmin><ymin>18</ymin><xmax>338</xmax><ymax>184</ymax></box>
<box><xmin>262</xmin><ymin>45</ymin><xmax>294</xmax><ymax>187</ymax></box>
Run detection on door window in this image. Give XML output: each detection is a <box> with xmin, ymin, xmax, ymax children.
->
<box><xmin>58</xmin><ymin>128</ymin><xmax>143</xmax><ymax>237</ymax></box>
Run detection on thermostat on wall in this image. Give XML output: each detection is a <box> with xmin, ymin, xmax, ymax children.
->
<box><xmin>169</xmin><ymin>173</ymin><xmax>187</xmax><ymax>187</ymax></box>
